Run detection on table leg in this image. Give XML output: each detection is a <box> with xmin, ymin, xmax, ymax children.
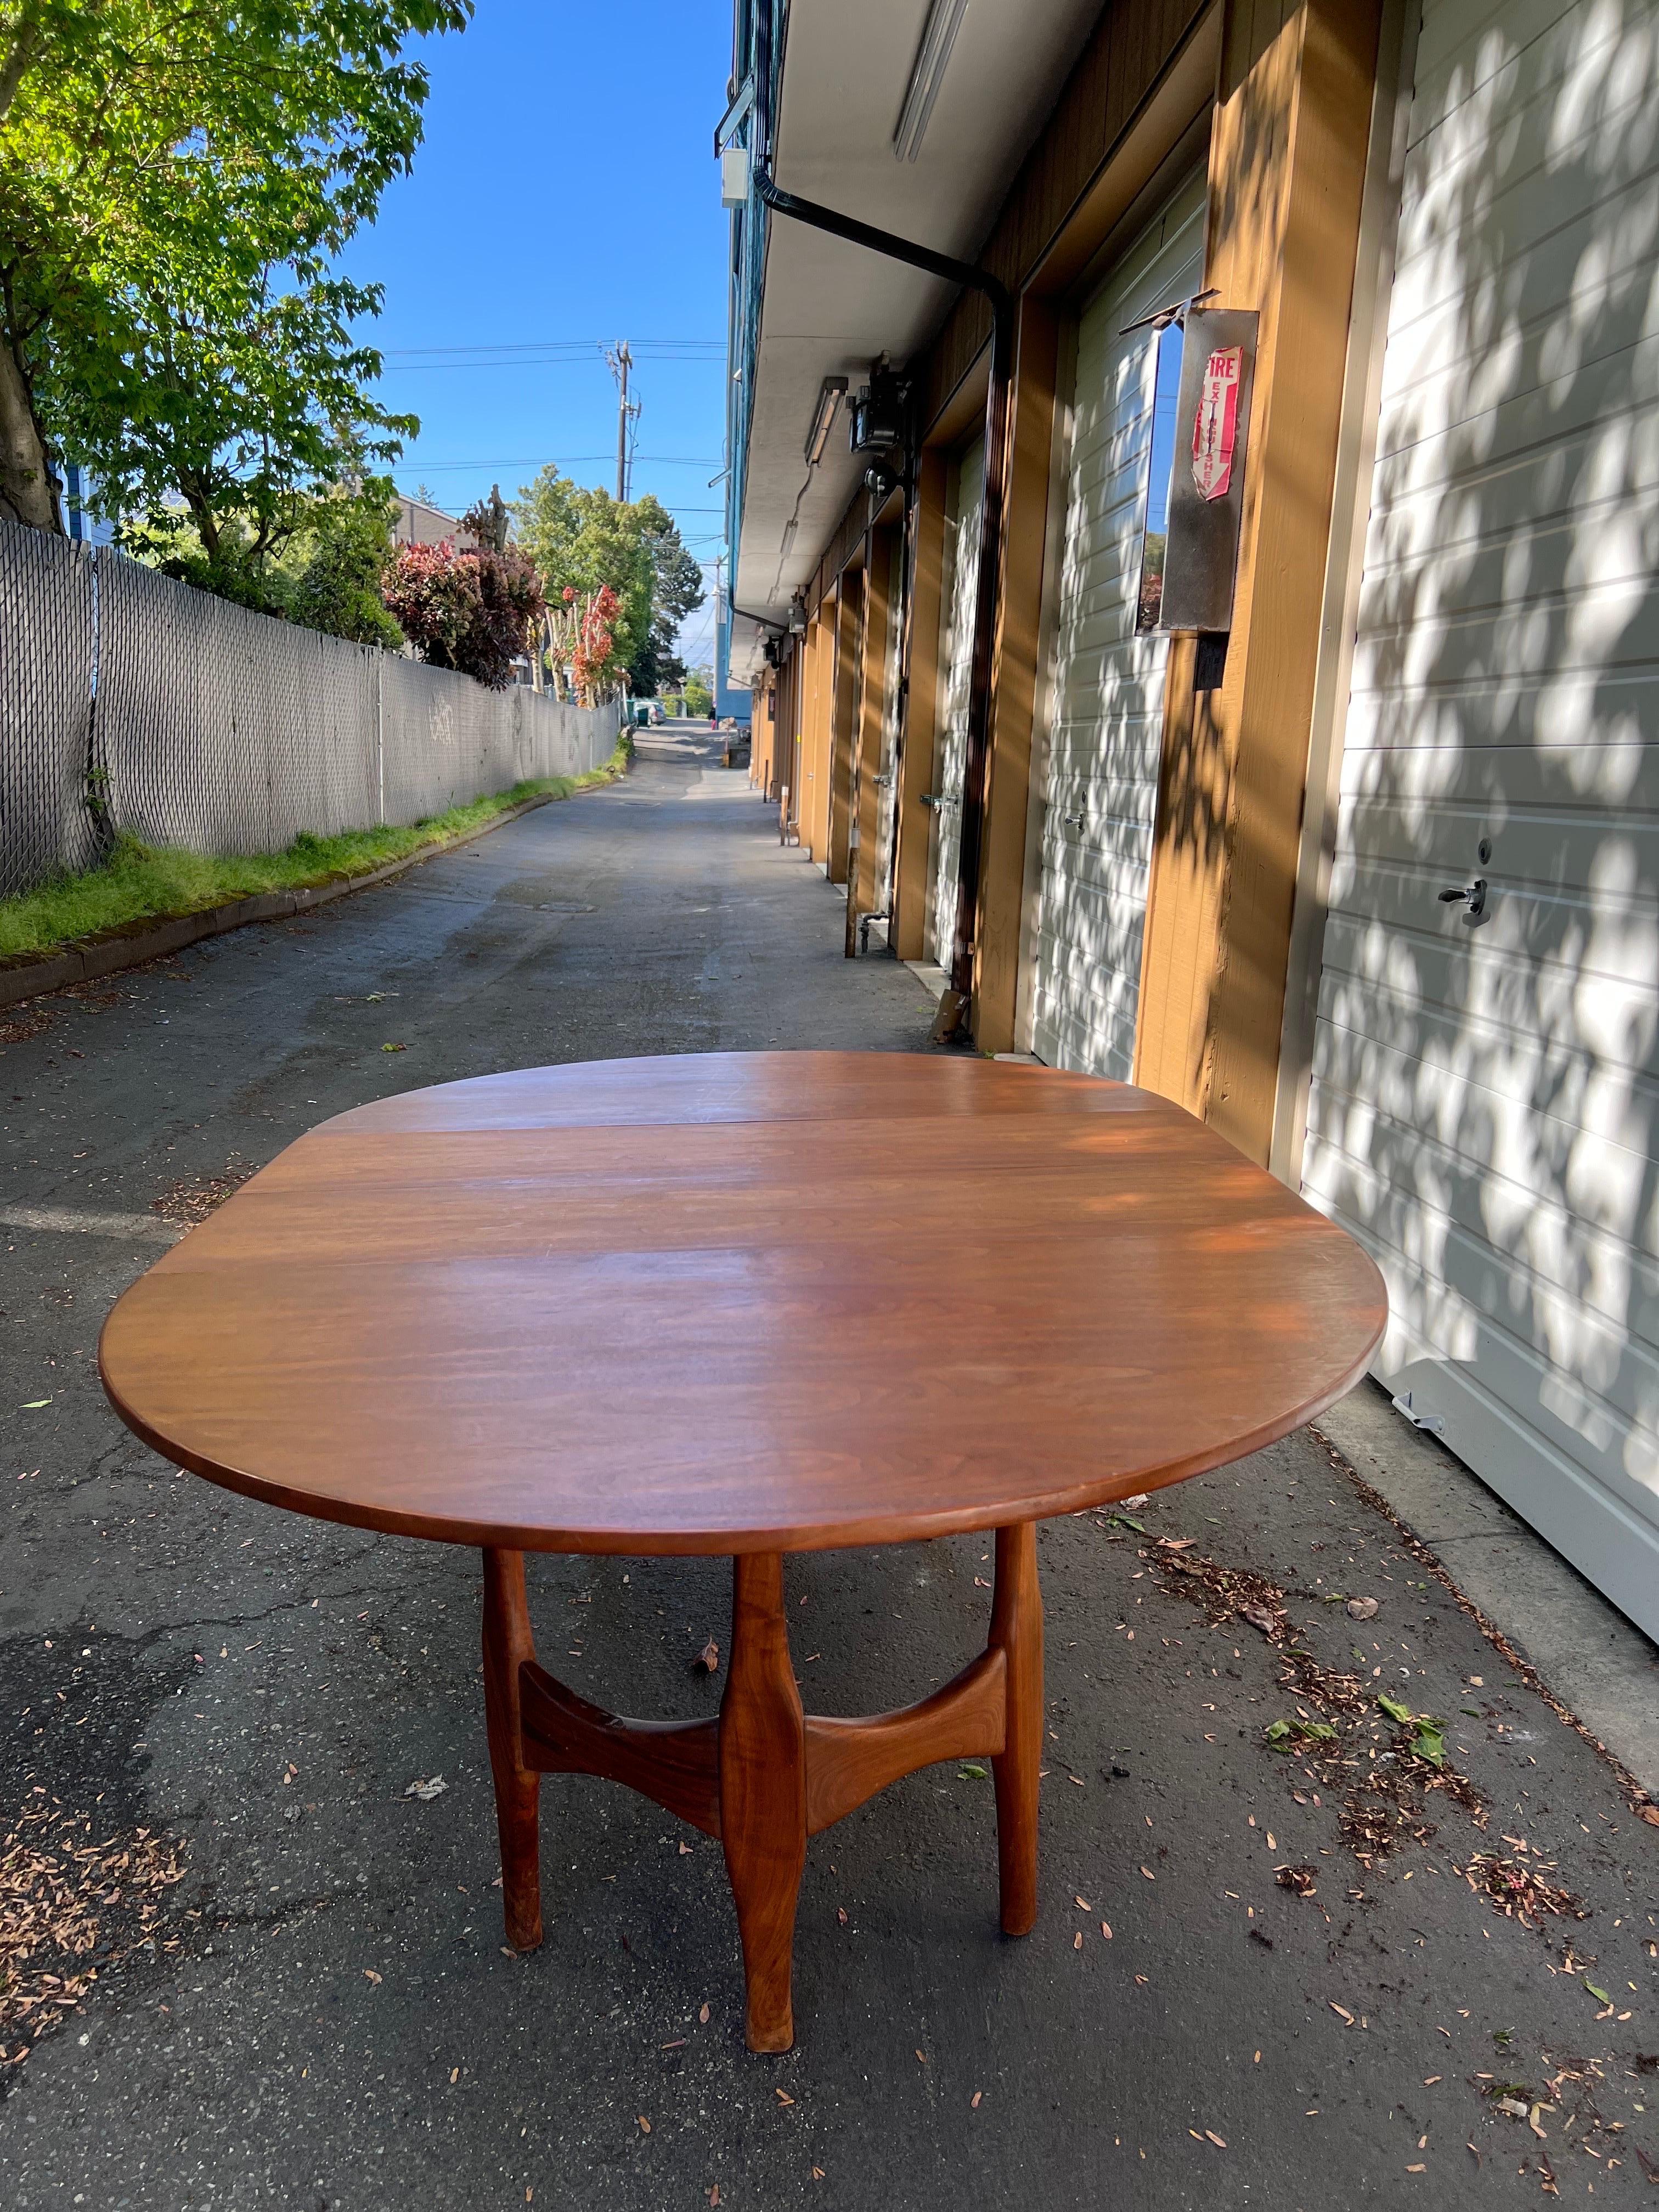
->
<box><xmin>719</xmin><ymin>1552</ymin><xmax>806</xmax><ymax>2053</ymax></box>
<box><xmin>482</xmin><ymin>1547</ymin><xmax>543</xmax><ymax>1951</ymax></box>
<box><xmin>989</xmin><ymin>1521</ymin><xmax>1043</xmax><ymax>1937</ymax></box>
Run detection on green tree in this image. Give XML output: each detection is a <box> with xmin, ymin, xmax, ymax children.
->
<box><xmin>633</xmin><ymin>495</ymin><xmax>705</xmax><ymax>695</ymax></box>
<box><xmin>0</xmin><ymin>1</ymin><xmax>469</xmax><ymax>535</ymax></box>
<box><xmin>683</xmin><ymin>666</ymin><xmax>714</xmax><ymax>718</ymax></box>
<box><xmin>512</xmin><ymin>470</ymin><xmax>703</xmax><ymax>692</ymax></box>
<box><xmin>283</xmin><ymin>483</ymin><xmax>404</xmax><ymax>649</ymax></box>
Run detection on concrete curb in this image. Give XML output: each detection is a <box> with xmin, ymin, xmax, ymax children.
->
<box><xmin>0</xmin><ymin>769</ymin><xmax>625</xmax><ymax>1015</ymax></box>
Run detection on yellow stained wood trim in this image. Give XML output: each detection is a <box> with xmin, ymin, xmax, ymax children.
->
<box><xmin>892</xmin><ymin>450</ymin><xmax>949</xmax><ymax>963</ymax></box>
<box><xmin>848</xmin><ymin>531</ymin><xmax>895</xmax><ymax>954</ymax></box>
<box><xmin>1135</xmin><ymin>0</ymin><xmax>1382</xmax><ymax>1166</ymax></box>
<box><xmin>828</xmin><ymin>579</ymin><xmax>862</xmax><ymax>886</ymax></box>
<box><xmin>972</xmin><ymin>299</ymin><xmax>1060</xmax><ymax>1056</ymax></box>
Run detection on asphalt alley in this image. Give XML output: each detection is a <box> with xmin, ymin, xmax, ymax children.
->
<box><xmin>2</xmin><ymin>727</ymin><xmax>1656</xmax><ymax>2209</ymax></box>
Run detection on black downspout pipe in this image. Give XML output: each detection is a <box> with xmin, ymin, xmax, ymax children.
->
<box><xmin>749</xmin><ymin>161</ymin><xmax>1014</xmax><ymax>1020</ymax></box>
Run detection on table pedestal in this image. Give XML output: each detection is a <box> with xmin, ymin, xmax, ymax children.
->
<box><xmin>479</xmin><ymin>1525</ymin><xmax>1043</xmax><ymax>2051</ymax></box>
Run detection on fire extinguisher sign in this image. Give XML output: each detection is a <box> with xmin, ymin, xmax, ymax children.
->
<box><xmin>1190</xmin><ymin>345</ymin><xmax>1243</xmax><ymax>502</ymax></box>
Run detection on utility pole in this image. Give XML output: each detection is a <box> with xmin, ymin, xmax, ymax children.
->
<box><xmin>605</xmin><ymin>341</ymin><xmax>640</xmax><ymax>502</ymax></box>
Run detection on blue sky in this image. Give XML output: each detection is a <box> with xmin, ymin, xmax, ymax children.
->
<box><xmin>343</xmin><ymin>0</ymin><xmax>733</xmax><ymax>664</ymax></box>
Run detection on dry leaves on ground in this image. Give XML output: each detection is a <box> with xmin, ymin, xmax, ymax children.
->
<box><xmin>1</xmin><ymin>1798</ymin><xmax>185</xmax><ymax>2061</ymax></box>
<box><xmin>150</xmin><ymin>1157</ymin><xmax>256</xmax><ymax>1227</ymax></box>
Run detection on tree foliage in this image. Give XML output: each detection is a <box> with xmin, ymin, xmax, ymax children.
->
<box><xmin>0</xmin><ymin>1</ymin><xmax>469</xmax><ymax>537</ymax></box>
<box><xmin>512</xmin><ymin>469</ymin><xmax>704</xmax><ymax>694</ymax></box>
<box><xmin>382</xmin><ymin>537</ymin><xmax>546</xmax><ymax>690</ymax></box>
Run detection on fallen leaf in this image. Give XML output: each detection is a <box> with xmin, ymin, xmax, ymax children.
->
<box><xmin>1329</xmin><ymin>2002</ymin><xmax>1355</xmax><ymax>2024</ymax></box>
<box><xmin>1406</xmin><ymin>2164</ymin><xmax>1425</xmax><ymax>2174</ymax></box>
<box><xmin>915</xmin><ymin>2050</ymin><xmax>927</xmax><ymax>2065</ymax></box>
<box><xmin>366</xmin><ymin>991</ymin><xmax>386</xmax><ymax>1002</ymax></box>
<box><xmin>699</xmin><ymin>2002</ymin><xmax>710</xmax><ymax>2024</ymax></box>
<box><xmin>1638</xmin><ymin>1807</ymin><xmax>1659</xmax><ymax>1829</ymax></box>
<box><xmin>381</xmin><ymin>1041</ymin><xmax>407</xmax><ymax>1053</ymax></box>
<box><xmin>1139</xmin><ymin>1865</ymin><xmax>1155</xmax><ymax>1881</ymax></box>
<box><xmin>20</xmin><ymin>1398</ymin><xmax>51</xmax><ymax>1409</ymax></box>
<box><xmin>1101</xmin><ymin>1921</ymin><xmax>1113</xmax><ymax>1940</ymax></box>
<box><xmin>837</xmin><ymin>1907</ymin><xmax>848</xmax><ymax>1926</ymax></box>
<box><xmin>810</xmin><ymin>2170</ymin><xmax>825</xmax><ymax>2182</ymax></box>
<box><xmin>1074</xmin><ymin>1895</ymin><xmax>1091</xmax><ymax>1910</ymax></box>
<box><xmin>450</xmin><ymin>2067</ymin><xmax>459</xmax><ymax>2084</ymax></box>
<box><xmin>1122</xmin><ymin>1493</ymin><xmax>1149</xmax><ymax>1509</ymax></box>
<box><xmin>709</xmin><ymin>2190</ymin><xmax>721</xmax><ymax>2207</ymax></box>
<box><xmin>1529</xmin><ymin>2106</ymin><xmax>1548</xmax><ymax>2140</ymax></box>
<box><xmin>1378</xmin><ymin>1692</ymin><xmax>1414</xmax><ymax>1724</ymax></box>
<box><xmin>958</xmin><ymin>1763</ymin><xmax>988</xmax><ymax>1779</ymax></box>
<box><xmin>1346</xmin><ymin>1596</ymin><xmax>1379</xmax><ymax>1620</ymax></box>
<box><xmin>775</xmin><ymin>2089</ymin><xmax>794</xmax><ymax>2106</ymax></box>
<box><xmin>691</xmin><ymin>1638</ymin><xmax>720</xmax><ymax>1676</ymax></box>
<box><xmin>363</xmin><ymin>1968</ymin><xmax>382</xmax><ymax>1985</ymax></box>
<box><xmin>971</xmin><ymin>2091</ymin><xmax>983</xmax><ymax>2109</ymax></box>
<box><xmin>638</xmin><ymin>2115</ymin><xmax>651</xmax><ymax>2134</ymax></box>
<box><xmin>1073</xmin><ymin>1931</ymin><xmax>1083</xmax><ymax>1950</ymax></box>
<box><xmin>1585</xmin><ymin>1982</ymin><xmax>1612</xmax><ymax>2004</ymax></box>
<box><xmin>1205</xmin><ymin>2131</ymin><xmax>1227</xmax><ymax>2148</ymax></box>
<box><xmin>404</xmin><ymin>1775</ymin><xmax>448</xmax><ymax>1801</ymax></box>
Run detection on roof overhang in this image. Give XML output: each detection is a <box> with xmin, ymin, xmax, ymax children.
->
<box><xmin>729</xmin><ymin>0</ymin><xmax>1102</xmax><ymax>678</ymax></box>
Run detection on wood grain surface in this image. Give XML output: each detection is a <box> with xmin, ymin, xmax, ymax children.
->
<box><xmin>98</xmin><ymin>1051</ymin><xmax>1386</xmax><ymax>1553</ymax></box>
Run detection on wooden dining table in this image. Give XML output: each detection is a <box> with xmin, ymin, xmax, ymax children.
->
<box><xmin>99</xmin><ymin>1050</ymin><xmax>1386</xmax><ymax>2051</ymax></box>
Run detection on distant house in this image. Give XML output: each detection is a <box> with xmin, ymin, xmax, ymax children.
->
<box><xmin>392</xmin><ymin>492</ymin><xmax>478</xmax><ymax>551</ymax></box>
<box><xmin>63</xmin><ymin>462</ymin><xmax>115</xmax><ymax>548</ymax></box>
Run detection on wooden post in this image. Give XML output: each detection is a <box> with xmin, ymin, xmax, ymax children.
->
<box><xmin>827</xmin><ymin>574</ymin><xmax>863</xmax><ymax>887</ymax></box>
<box><xmin>800</xmin><ymin>607</ymin><xmax>828</xmax><ymax>862</ymax></box>
<box><xmin>891</xmin><ymin>448</ymin><xmax>949</xmax><ymax>961</ymax></box>
<box><xmin>1133</xmin><ymin>0</ymin><xmax>1384</xmax><ymax>1164</ymax></box>
<box><xmin>847</xmin><ymin>527</ymin><xmax>896</xmax><ymax>954</ymax></box>
<box><xmin>970</xmin><ymin>299</ymin><xmax>1060</xmax><ymax>1053</ymax></box>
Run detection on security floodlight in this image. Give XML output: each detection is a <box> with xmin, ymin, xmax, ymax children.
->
<box><xmin>804</xmin><ymin>377</ymin><xmax>848</xmax><ymax>466</ymax></box>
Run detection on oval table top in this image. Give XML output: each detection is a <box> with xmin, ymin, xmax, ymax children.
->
<box><xmin>99</xmin><ymin>1051</ymin><xmax>1387</xmax><ymax>1555</ymax></box>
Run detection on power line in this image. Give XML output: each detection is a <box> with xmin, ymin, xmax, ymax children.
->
<box><xmin>403</xmin><ymin>454</ymin><xmax>722</xmax><ymax>472</ymax></box>
<box><xmin>382</xmin><ymin>338</ymin><xmax>723</xmax><ymax>358</ymax></box>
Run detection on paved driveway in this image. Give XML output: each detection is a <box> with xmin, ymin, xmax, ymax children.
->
<box><xmin>2</xmin><ymin>734</ymin><xmax>1655</xmax><ymax>2208</ymax></box>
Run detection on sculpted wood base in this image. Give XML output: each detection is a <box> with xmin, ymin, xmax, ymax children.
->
<box><xmin>481</xmin><ymin>1523</ymin><xmax>1043</xmax><ymax>2052</ymax></box>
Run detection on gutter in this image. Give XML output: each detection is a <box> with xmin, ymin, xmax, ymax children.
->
<box><xmin>741</xmin><ymin>16</ymin><xmax>1012</xmax><ymax>1031</ymax></box>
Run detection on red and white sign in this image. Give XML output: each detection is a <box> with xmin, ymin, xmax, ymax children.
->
<box><xmin>1190</xmin><ymin>345</ymin><xmax>1243</xmax><ymax>502</ymax></box>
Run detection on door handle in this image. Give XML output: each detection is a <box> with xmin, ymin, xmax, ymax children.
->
<box><xmin>921</xmin><ymin>792</ymin><xmax>957</xmax><ymax>809</ymax></box>
<box><xmin>1437</xmin><ymin>878</ymin><xmax>1487</xmax><ymax>922</ymax></box>
<box><xmin>1062</xmin><ymin>810</ymin><xmax>1085</xmax><ymax>828</ymax></box>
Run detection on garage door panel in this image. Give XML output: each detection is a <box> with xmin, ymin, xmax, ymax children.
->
<box><xmin>1333</xmin><ymin>791</ymin><xmax>1659</xmax><ymax>891</ymax></box>
<box><xmin>1306</xmin><ymin>1077</ymin><xmax>1659</xmax><ymax>1332</ymax></box>
<box><xmin>1355</xmin><ymin>499</ymin><xmax>1659</xmax><ymax>660</ymax></box>
<box><xmin>1029</xmin><ymin>167</ymin><xmax>1206</xmax><ymax>1080</ymax></box>
<box><xmin>1306</xmin><ymin>1122</ymin><xmax>1659</xmax><ymax>1437</ymax></box>
<box><xmin>1309</xmin><ymin>0</ymin><xmax>1659</xmax><ymax>1654</ymax></box>
<box><xmin>1303</xmin><ymin>1154</ymin><xmax>1659</xmax><ymax>1517</ymax></box>
<box><xmin>924</xmin><ymin>439</ymin><xmax>984</xmax><ymax>968</ymax></box>
<box><xmin>1314</xmin><ymin>939</ymin><xmax>1659</xmax><ymax>1148</ymax></box>
<box><xmin>1318</xmin><ymin>906</ymin><xmax>1659</xmax><ymax>1069</ymax></box>
<box><xmin>1370</xmin><ymin>330</ymin><xmax>1659</xmax><ymax>540</ymax></box>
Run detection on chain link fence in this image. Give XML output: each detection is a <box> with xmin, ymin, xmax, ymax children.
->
<box><xmin>0</xmin><ymin>521</ymin><xmax>619</xmax><ymax>901</ymax></box>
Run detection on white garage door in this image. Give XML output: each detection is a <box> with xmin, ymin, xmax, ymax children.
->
<box><xmin>1028</xmin><ymin>170</ymin><xmax>1206</xmax><ymax>1076</ymax></box>
<box><xmin>1302</xmin><ymin>0</ymin><xmax>1659</xmax><ymax>1637</ymax></box>
<box><xmin>924</xmin><ymin>437</ymin><xmax>984</xmax><ymax>970</ymax></box>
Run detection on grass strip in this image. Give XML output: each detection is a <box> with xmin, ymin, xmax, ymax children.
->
<box><xmin>0</xmin><ymin>740</ymin><xmax>630</xmax><ymax>962</ymax></box>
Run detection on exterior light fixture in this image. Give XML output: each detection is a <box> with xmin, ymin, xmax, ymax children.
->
<box><xmin>804</xmin><ymin>376</ymin><xmax>848</xmax><ymax>466</ymax></box>
<box><xmin>893</xmin><ymin>0</ymin><xmax>969</xmax><ymax>163</ymax></box>
<box><xmin>850</xmin><ymin>362</ymin><xmax>907</xmax><ymax>454</ymax></box>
